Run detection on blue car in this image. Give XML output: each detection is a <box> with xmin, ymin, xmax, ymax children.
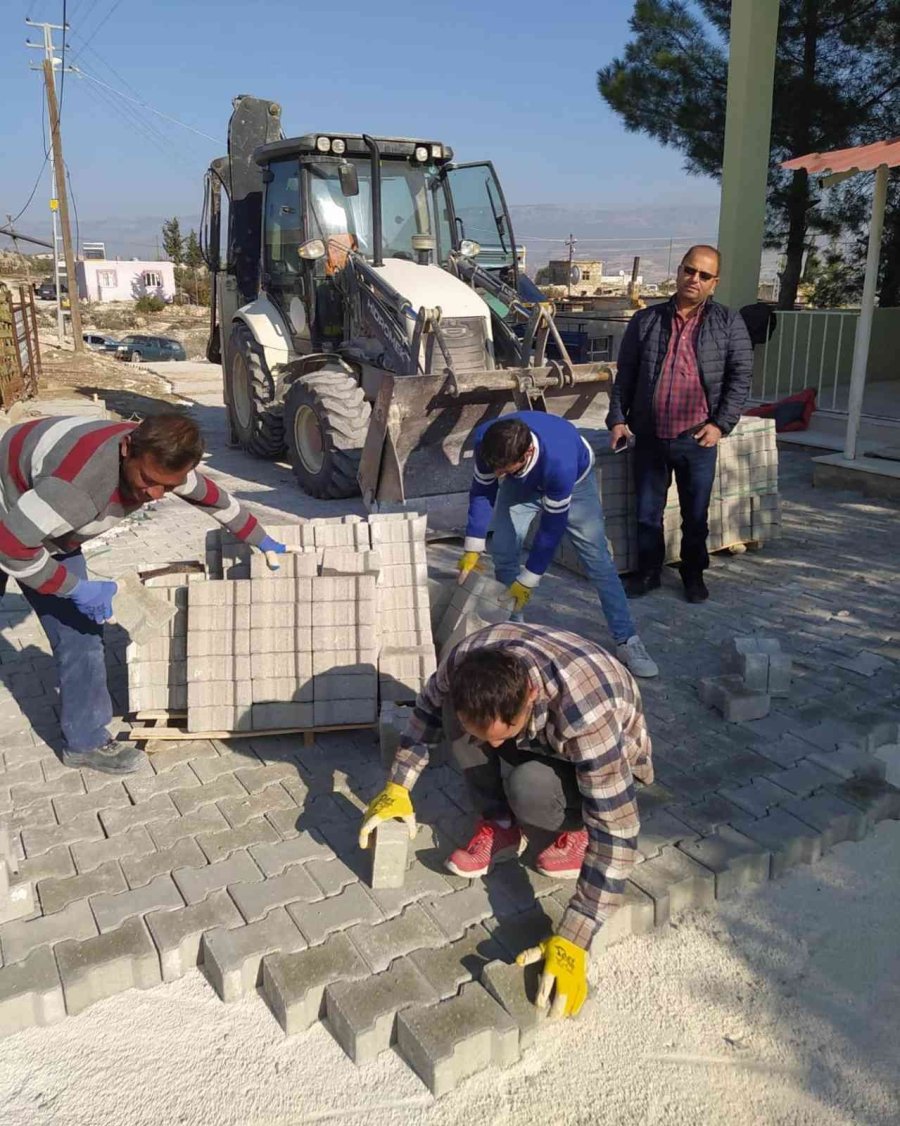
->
<box><xmin>115</xmin><ymin>335</ymin><xmax>187</xmax><ymax>363</ymax></box>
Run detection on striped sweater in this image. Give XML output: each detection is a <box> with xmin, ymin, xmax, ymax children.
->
<box><xmin>0</xmin><ymin>416</ymin><xmax>266</xmax><ymax>595</ymax></box>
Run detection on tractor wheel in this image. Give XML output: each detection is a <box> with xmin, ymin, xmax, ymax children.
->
<box><xmin>225</xmin><ymin>322</ymin><xmax>285</xmax><ymax>458</ymax></box>
<box><xmin>284</xmin><ymin>367</ymin><xmax>371</xmax><ymax>499</ymax></box>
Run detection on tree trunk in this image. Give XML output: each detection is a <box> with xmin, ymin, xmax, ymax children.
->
<box><xmin>877</xmin><ymin>202</ymin><xmax>900</xmax><ymax>307</ymax></box>
<box><xmin>778</xmin><ymin>170</ymin><xmax>811</xmax><ymax>309</ymax></box>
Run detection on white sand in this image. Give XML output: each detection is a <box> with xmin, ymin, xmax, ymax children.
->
<box><xmin>1</xmin><ymin>821</ymin><xmax>898</xmax><ymax>1126</ymax></box>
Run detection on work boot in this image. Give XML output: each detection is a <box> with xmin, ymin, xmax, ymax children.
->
<box><xmin>680</xmin><ymin>571</ymin><xmax>709</xmax><ymax>603</ymax></box>
<box><xmin>535</xmin><ymin>829</ymin><xmax>589</xmax><ymax>879</ymax></box>
<box><xmin>616</xmin><ymin>635</ymin><xmax>659</xmax><ymax>678</ymax></box>
<box><xmin>623</xmin><ymin>571</ymin><xmax>661</xmax><ymax>599</ymax></box>
<box><xmin>62</xmin><ymin>740</ymin><xmax>145</xmax><ymax>775</ymax></box>
<box><xmin>445</xmin><ymin>818</ymin><xmax>525</xmax><ymax>879</ymax></box>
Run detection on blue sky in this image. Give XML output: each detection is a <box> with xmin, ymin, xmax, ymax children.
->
<box><xmin>2</xmin><ymin>0</ymin><xmax>721</xmax><ymax>253</ymax></box>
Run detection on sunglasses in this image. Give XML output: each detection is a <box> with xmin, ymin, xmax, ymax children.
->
<box><xmin>681</xmin><ymin>264</ymin><xmax>718</xmax><ymax>282</ymax></box>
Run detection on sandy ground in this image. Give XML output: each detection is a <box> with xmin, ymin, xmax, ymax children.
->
<box><xmin>0</xmin><ymin>819</ymin><xmax>897</xmax><ymax>1126</ymax></box>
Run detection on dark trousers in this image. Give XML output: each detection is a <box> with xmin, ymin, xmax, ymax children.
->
<box><xmin>444</xmin><ymin>703</ymin><xmax>582</xmax><ymax>832</ymax></box>
<box><xmin>0</xmin><ymin>551</ymin><xmax>112</xmax><ymax>752</ymax></box>
<box><xmin>633</xmin><ymin>434</ymin><xmax>718</xmax><ymax>576</ymax></box>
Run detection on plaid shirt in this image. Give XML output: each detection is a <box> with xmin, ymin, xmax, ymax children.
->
<box><xmin>652</xmin><ymin>301</ymin><xmax>709</xmax><ymax>439</ymax></box>
<box><xmin>390</xmin><ymin>623</ymin><xmax>653</xmax><ymax>950</ymax></box>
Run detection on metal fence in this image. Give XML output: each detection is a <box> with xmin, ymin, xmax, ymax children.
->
<box><xmin>753</xmin><ymin>309</ymin><xmax>859</xmax><ymax>412</ymax></box>
<box><xmin>0</xmin><ymin>284</ymin><xmax>41</xmax><ymax>410</ymax></box>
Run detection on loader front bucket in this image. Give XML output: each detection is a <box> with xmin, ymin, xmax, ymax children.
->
<box><xmin>357</xmin><ymin>361</ymin><xmax>613</xmax><ymax>508</ymax></box>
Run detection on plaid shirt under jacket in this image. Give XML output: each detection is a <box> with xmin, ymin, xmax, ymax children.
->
<box><xmin>389</xmin><ymin>623</ymin><xmax>653</xmax><ymax>950</ymax></box>
<box><xmin>652</xmin><ymin>301</ymin><xmax>709</xmax><ymax>439</ymax></box>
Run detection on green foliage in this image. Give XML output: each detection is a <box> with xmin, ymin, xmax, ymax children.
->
<box><xmin>161</xmin><ymin>217</ymin><xmax>183</xmax><ymax>265</ymax></box>
<box><xmin>802</xmin><ymin>245</ymin><xmax>863</xmax><ymax>308</ymax></box>
<box><xmin>174</xmin><ymin>264</ymin><xmax>210</xmax><ymax>306</ymax></box>
<box><xmin>183</xmin><ymin>230</ymin><xmax>203</xmax><ymax>269</ymax></box>
<box><xmin>135</xmin><ymin>295</ymin><xmax>166</xmax><ymax>313</ymax></box>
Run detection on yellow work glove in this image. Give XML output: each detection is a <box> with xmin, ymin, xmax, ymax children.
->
<box><xmin>506</xmin><ymin>580</ymin><xmax>533</xmax><ymax>612</ymax></box>
<box><xmin>516</xmin><ymin>934</ymin><xmax>588</xmax><ymax>1019</ymax></box>
<box><xmin>358</xmin><ymin>782</ymin><xmax>417</xmax><ymax>848</ymax></box>
<box><xmin>456</xmin><ymin>550</ymin><xmax>482</xmax><ymax>585</ymax></box>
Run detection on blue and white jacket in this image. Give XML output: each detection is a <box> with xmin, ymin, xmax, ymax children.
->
<box><xmin>464</xmin><ymin>411</ymin><xmax>594</xmax><ymax>588</ymax></box>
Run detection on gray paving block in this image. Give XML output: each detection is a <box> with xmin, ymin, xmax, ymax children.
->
<box><xmin>767</xmin><ymin>760</ymin><xmax>841</xmax><ymax>798</ymax></box>
<box><xmin>286</xmin><ymin>882</ymin><xmax>382</xmax><ymax>946</ymax></box>
<box><xmin>827</xmin><ymin>776</ymin><xmax>900</xmax><ymax>824</ymax></box>
<box><xmin>718</xmin><ymin>776</ymin><xmax>792</xmax><ymax>819</ymax></box>
<box><xmin>379</xmin><ymin>701</ymin><xmax>412</xmax><ymax>769</ymax></box>
<box><xmin>100</xmin><ymin>794</ymin><xmax>179</xmax><ymax>837</ymax></box>
<box><xmin>0</xmin><ymin>946</ymin><xmax>65</xmax><ymax>1038</ymax></box>
<box><xmin>370</xmin><ymin>819</ymin><xmax>411</xmax><ymax>890</ymax></box>
<box><xmin>16</xmin><ymin>846</ymin><xmax>75</xmax><ymax>885</ymax></box>
<box><xmin>421</xmin><ymin>884</ymin><xmax>497</xmax><ymax>941</ymax></box>
<box><xmin>312</xmin><ymin>699</ymin><xmax>376</xmax><ymax>728</ymax></box>
<box><xmin>121</xmin><ymin>837</ymin><xmax>207</xmax><ymax>888</ymax></box>
<box><xmin>480</xmin><ymin>958</ymin><xmax>547</xmax><ymax>1048</ymax></box>
<box><xmin>730</xmin><ymin>809</ymin><xmax>822</xmax><ymax>878</ymax></box>
<box><xmin>396</xmin><ymin>981</ymin><xmax>519</xmax><ymax>1098</ymax></box>
<box><xmin>38</xmin><ymin>860</ymin><xmax>126</xmax><ymax>916</ymax></box>
<box><xmin>148</xmin><ymin>805</ymin><xmax>230</xmax><ymax>849</ymax></box>
<box><xmin>252</xmin><ymin>702</ymin><xmax>315</xmax><ymax>730</ymax></box>
<box><xmin>171</xmin><ymin>850</ymin><xmax>262</xmax><ymax>905</ymax></box>
<box><xmin>365</xmin><ymin>861</ymin><xmax>457</xmax><ymax>920</ymax></box>
<box><xmin>190</xmin><ymin>750</ymin><xmax>261</xmax><ymax>785</ymax></box>
<box><xmin>408</xmin><ymin>924</ymin><xmax>498</xmax><ymax>1000</ymax></box>
<box><xmin>628</xmin><ymin>846</ymin><xmax>716</xmax><ymax>927</ymax></box>
<box><xmin>10</xmin><ymin>771</ymin><xmax>84</xmax><ymax>810</ymax></box>
<box><xmin>91</xmin><ymin>873</ymin><xmax>184</xmax><ymax>933</ymax></box>
<box><xmin>767</xmin><ymin>653</ymin><xmax>792</xmax><ymax>696</ymax></box>
<box><xmin>21</xmin><ymin>813</ymin><xmax>105</xmax><ymax>858</ymax></box>
<box><xmin>808</xmin><ymin>745</ymin><xmax>886</xmax><ymax>783</ymax></box>
<box><xmin>198</xmin><ymin>819</ymin><xmax>282</xmax><ymax>863</ymax></box>
<box><xmin>326</xmin><ymin>955</ymin><xmax>439</xmax><ymax>1064</ymax></box>
<box><xmin>303</xmin><ymin>854</ymin><xmax>356</xmax><ymax>898</ymax></box>
<box><xmin>170</xmin><ymin>772</ymin><xmax>246</xmax><ymax>815</ymax></box>
<box><xmin>676</xmin><ymin>826</ymin><xmax>771</xmax><ymax>899</ymax></box>
<box><xmin>249</xmin><ymin>832</ymin><xmax>334</xmax><ymax>876</ymax></box>
<box><xmin>262</xmin><ymin>932</ymin><xmax>369</xmax><ymax>1035</ymax></box>
<box><xmin>146</xmin><ymin>890</ymin><xmax>244</xmax><ymax>982</ymax></box>
<box><xmin>0</xmin><ymin>898</ymin><xmax>97</xmax><ymax>965</ymax></box>
<box><xmin>346</xmin><ymin>903</ymin><xmax>446</xmax><ymax>974</ymax></box>
<box><xmin>201</xmin><ymin>907</ymin><xmax>307</xmax><ymax>1002</ymax></box>
<box><xmin>55</xmin><ymin>917</ymin><xmax>161</xmax><ymax>1016</ymax></box>
<box><xmin>229</xmin><ymin>863</ymin><xmax>321</xmax><ymax>923</ymax></box>
<box><xmin>71</xmin><ymin>826</ymin><xmax>156</xmax><ymax>875</ymax></box>
<box><xmin>781</xmin><ymin>792</ymin><xmax>869</xmax><ymax>850</ymax></box>
<box><xmin>668</xmin><ymin>794</ymin><xmax>749</xmax><ymax>837</ymax></box>
<box><xmin>482</xmin><ymin>898</ymin><xmax>566</xmax><ymax>961</ymax></box>
<box><xmin>52</xmin><ymin>783</ymin><xmax>131</xmax><ymax>824</ymax></box>
<box><xmin>635</xmin><ymin>809</ymin><xmax>700</xmax><ymax>860</ymax></box>
<box><xmin>144</xmin><ymin>739</ymin><xmax>219</xmax><ymax>775</ymax></box>
<box><xmin>698</xmin><ymin>674</ymin><xmax>770</xmax><ymax>722</ymax></box>
<box><xmin>589</xmin><ymin>881</ymin><xmax>656</xmax><ymax>951</ymax></box>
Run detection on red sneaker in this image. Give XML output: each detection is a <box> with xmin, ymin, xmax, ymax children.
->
<box><xmin>445</xmin><ymin>819</ymin><xmax>525</xmax><ymax>879</ymax></box>
<box><xmin>535</xmin><ymin>829</ymin><xmax>589</xmax><ymax>879</ymax></box>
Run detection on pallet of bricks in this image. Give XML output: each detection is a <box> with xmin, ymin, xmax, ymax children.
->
<box><xmin>126</xmin><ymin>514</ymin><xmax>436</xmax><ymax>739</ymax></box>
<box><xmin>553</xmin><ymin>416</ymin><xmax>780</xmax><ymax>578</ymax></box>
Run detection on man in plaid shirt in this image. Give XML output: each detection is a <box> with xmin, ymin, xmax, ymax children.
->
<box><xmin>360</xmin><ymin>622</ymin><xmax>652</xmax><ymax>1018</ymax></box>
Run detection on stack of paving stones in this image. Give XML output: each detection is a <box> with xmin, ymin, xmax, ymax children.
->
<box><xmin>433</xmin><ymin>572</ymin><xmax>513</xmax><ymax>661</ymax></box>
<box><xmin>700</xmin><ymin>636</ymin><xmax>793</xmax><ymax>723</ymax></box>
<box><xmin>557</xmin><ymin>416</ymin><xmax>779</xmax><ymax>577</ymax></box>
<box><xmin>126</xmin><ymin>570</ymin><xmax>202</xmax><ymax>715</ymax></box>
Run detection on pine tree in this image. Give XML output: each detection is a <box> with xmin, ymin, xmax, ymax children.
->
<box><xmin>184</xmin><ymin>230</ymin><xmax>203</xmax><ymax>269</ymax></box>
<box><xmin>161</xmin><ymin>218</ymin><xmax>184</xmax><ymax>265</ymax></box>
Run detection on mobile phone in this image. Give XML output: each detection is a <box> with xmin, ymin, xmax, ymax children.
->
<box><xmin>612</xmin><ymin>435</ymin><xmax>629</xmax><ymax>453</ymax></box>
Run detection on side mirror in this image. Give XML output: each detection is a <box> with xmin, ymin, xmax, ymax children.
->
<box><xmin>298</xmin><ymin>239</ymin><xmax>326</xmax><ymax>260</ymax></box>
<box><xmin>339</xmin><ymin>162</ymin><xmax>359</xmax><ymax>197</ymax></box>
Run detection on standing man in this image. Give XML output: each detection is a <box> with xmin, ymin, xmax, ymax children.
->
<box><xmin>607</xmin><ymin>245</ymin><xmax>753</xmax><ymax>603</ymax></box>
<box><xmin>359</xmin><ymin>622</ymin><xmax>652</xmax><ymax>1019</ymax></box>
<box><xmin>456</xmin><ymin>411</ymin><xmax>657</xmax><ymax>678</ymax></box>
<box><xmin>0</xmin><ymin>411</ymin><xmax>293</xmax><ymax>774</ymax></box>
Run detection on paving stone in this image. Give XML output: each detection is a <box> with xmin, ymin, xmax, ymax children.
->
<box><xmin>10</xmin><ymin>771</ymin><xmax>84</xmax><ymax>810</ymax></box>
<box><xmin>698</xmin><ymin>674</ymin><xmax>770</xmax><ymax>722</ymax></box>
<box><xmin>197</xmin><ymin>817</ymin><xmax>281</xmax><ymax>863</ymax></box>
<box><xmin>286</xmin><ymin>882</ymin><xmax>382</xmax><ymax>946</ymax></box>
<box><xmin>148</xmin><ymin>805</ymin><xmax>230</xmax><ymax>849</ymax></box>
<box><xmin>100</xmin><ymin>794</ymin><xmax>179</xmax><ymax>837</ymax></box>
<box><xmin>230</xmin><ymin>863</ymin><xmax>321</xmax><ymax>923</ymax></box>
<box><xmin>21</xmin><ymin>814</ymin><xmax>104</xmax><ymax>858</ymax></box>
<box><xmin>121</xmin><ymin>837</ymin><xmax>207</xmax><ymax>888</ymax></box>
<box><xmin>201</xmin><ymin>907</ymin><xmax>307</xmax><ymax>1002</ymax></box>
<box><xmin>262</xmin><ymin>932</ymin><xmax>370</xmax><ymax>1035</ymax></box>
<box><xmin>0</xmin><ymin>897</ymin><xmax>98</xmax><ymax>964</ymax></box>
<box><xmin>91</xmin><ymin>874</ymin><xmax>184</xmax><ymax>933</ymax></box>
<box><xmin>304</xmin><ymin>854</ymin><xmax>357</xmax><ymax>898</ymax></box>
<box><xmin>38</xmin><ymin>861</ymin><xmax>127</xmax><ymax>915</ymax></box>
<box><xmin>780</xmin><ymin>792</ymin><xmax>869</xmax><ymax>850</ymax></box>
<box><xmin>0</xmin><ymin>946</ymin><xmax>65</xmax><ymax>1037</ymax></box>
<box><xmin>17</xmin><ymin>846</ymin><xmax>75</xmax><ymax>884</ymax></box>
<box><xmin>409</xmin><ymin>924</ymin><xmax>499</xmax><ymax>1000</ymax></box>
<box><xmin>396</xmin><ymin>981</ymin><xmax>519</xmax><ymax>1098</ymax></box>
<box><xmin>71</xmin><ymin>827</ymin><xmax>155</xmax><ymax>875</ymax></box>
<box><xmin>827</xmin><ymin>776</ymin><xmax>900</xmax><ymax>824</ymax></box>
<box><xmin>346</xmin><ymin>903</ymin><xmax>446</xmax><ymax>973</ymax></box>
<box><xmin>480</xmin><ymin>958</ymin><xmax>547</xmax><ymax>1048</ymax></box>
<box><xmin>808</xmin><ymin>745</ymin><xmax>886</xmax><ymax>782</ymax></box>
<box><xmin>676</xmin><ymin>826</ymin><xmax>771</xmax><ymax>899</ymax></box>
<box><xmin>7</xmin><ymin>798</ymin><xmax>56</xmax><ymax>835</ymax></box>
<box><xmin>420</xmin><ymin>884</ymin><xmax>499</xmax><ymax>941</ymax></box>
<box><xmin>767</xmin><ymin>760</ymin><xmax>841</xmax><ymax>798</ymax></box>
<box><xmin>190</xmin><ymin>750</ymin><xmax>261</xmax><ymax>784</ymax></box>
<box><xmin>55</xmin><ymin>917</ymin><xmax>161</xmax><ymax>1016</ymax></box>
<box><xmin>234</xmin><ymin>760</ymin><xmax>302</xmax><ymax>795</ymax></box>
<box><xmin>366</xmin><ymin>861</ymin><xmax>457</xmax><ymax>920</ymax></box>
<box><xmin>249</xmin><ymin>832</ymin><xmax>334</xmax><ymax>876</ymax></box>
<box><xmin>168</xmin><ymin>773</ymin><xmax>245</xmax><ymax>816</ymax></box>
<box><xmin>483</xmin><ymin>898</ymin><xmax>565</xmax><ymax>961</ymax></box>
<box><xmin>718</xmin><ymin>776</ymin><xmax>792</xmax><ymax>819</ymax></box>
<box><xmin>731</xmin><ymin>809</ymin><xmax>823</xmax><ymax>878</ymax></box>
<box><xmin>172</xmin><ymin>850</ymin><xmax>262</xmax><ymax>905</ymax></box>
<box><xmin>588</xmin><ymin>881</ymin><xmax>656</xmax><ymax>951</ymax></box>
<box><xmin>52</xmin><ymin>782</ymin><xmax>131</xmax><ymax>823</ymax></box>
<box><xmin>636</xmin><ymin>809</ymin><xmax>700</xmax><ymax>861</ymax></box>
<box><xmin>750</xmin><ymin>734</ymin><xmax>812</xmax><ymax>770</ymax></box>
<box><xmin>370</xmin><ymin>819</ymin><xmax>411</xmax><ymax>890</ymax></box>
<box><xmin>146</xmin><ymin>890</ymin><xmax>244</xmax><ymax>982</ymax></box>
<box><xmin>146</xmin><ymin>740</ymin><xmax>219</xmax><ymax>774</ymax></box>
<box><xmin>628</xmin><ymin>846</ymin><xmax>717</xmax><ymax>927</ymax></box>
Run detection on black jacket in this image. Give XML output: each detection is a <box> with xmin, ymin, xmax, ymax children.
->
<box><xmin>606</xmin><ymin>298</ymin><xmax>753</xmax><ymax>437</ymax></box>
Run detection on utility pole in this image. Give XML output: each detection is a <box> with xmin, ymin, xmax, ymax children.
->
<box><xmin>26</xmin><ymin>18</ymin><xmax>83</xmax><ymax>352</ymax></box>
<box><xmin>666</xmin><ymin>238</ymin><xmax>674</xmax><ymax>282</ymax></box>
<box><xmin>565</xmin><ymin>233</ymin><xmax>576</xmax><ymax>297</ymax></box>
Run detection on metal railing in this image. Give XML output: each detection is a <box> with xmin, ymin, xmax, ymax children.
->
<box><xmin>755</xmin><ymin>309</ymin><xmax>859</xmax><ymax>412</ymax></box>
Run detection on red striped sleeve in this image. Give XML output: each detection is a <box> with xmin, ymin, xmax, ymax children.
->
<box><xmin>52</xmin><ymin>422</ymin><xmax>134</xmax><ymax>483</ymax></box>
<box><xmin>234</xmin><ymin>514</ymin><xmax>258</xmax><ymax>541</ymax></box>
<box><xmin>37</xmin><ymin>565</ymin><xmax>68</xmax><ymax>595</ymax></box>
<box><xmin>0</xmin><ymin>523</ymin><xmax>41</xmax><ymax>560</ymax></box>
<box><xmin>199</xmin><ymin>476</ymin><xmax>221</xmax><ymax>506</ymax></box>
<box><xmin>7</xmin><ymin>418</ymin><xmax>44</xmax><ymax>495</ymax></box>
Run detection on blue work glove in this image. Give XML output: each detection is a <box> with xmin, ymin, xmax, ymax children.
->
<box><xmin>258</xmin><ymin>535</ymin><xmax>286</xmax><ymax>554</ymax></box>
<box><xmin>69</xmin><ymin>578</ymin><xmax>118</xmax><ymax>624</ymax></box>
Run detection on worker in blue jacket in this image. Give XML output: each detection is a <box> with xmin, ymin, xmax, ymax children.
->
<box><xmin>457</xmin><ymin>411</ymin><xmax>658</xmax><ymax>678</ymax></box>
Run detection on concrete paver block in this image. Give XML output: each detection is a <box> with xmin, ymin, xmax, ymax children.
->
<box><xmin>379</xmin><ymin>701</ymin><xmax>412</xmax><ymax>769</ymax></box>
<box><xmin>170</xmin><ymin>772</ymin><xmax>245</xmax><ymax>815</ymax></box>
<box><xmin>172</xmin><ymin>850</ymin><xmax>262</xmax><ymax>905</ymax></box>
<box><xmin>16</xmin><ymin>846</ymin><xmax>75</xmax><ymax>885</ymax></box>
<box><xmin>21</xmin><ymin>813</ymin><xmax>105</xmax><ymax>858</ymax></box>
<box><xmin>218</xmin><ymin>785</ymin><xmax>295</xmax><ymax>830</ymax></box>
<box><xmin>409</xmin><ymin>924</ymin><xmax>498</xmax><ymax>1000</ymax></box>
<box><xmin>767</xmin><ymin>760</ymin><xmax>841</xmax><ymax>798</ymax></box>
<box><xmin>370</xmin><ymin>820</ymin><xmax>411</xmax><ymax>889</ymax></box>
<box><xmin>589</xmin><ymin>881</ymin><xmax>656</xmax><ymax>951</ymax></box>
<box><xmin>55</xmin><ymin>916</ymin><xmax>161</xmax><ymax>1016</ymax></box>
<box><xmin>396</xmin><ymin>980</ymin><xmax>519</xmax><ymax>1097</ymax></box>
<box><xmin>676</xmin><ymin>826</ymin><xmax>771</xmax><ymax>899</ymax></box>
<box><xmin>313</xmin><ymin>699</ymin><xmax>377</xmax><ymax>727</ymax></box>
<box><xmin>148</xmin><ymin>805</ymin><xmax>230</xmax><ymax>849</ymax></box>
<box><xmin>91</xmin><ymin>873</ymin><xmax>184</xmax><ymax>933</ymax></box>
<box><xmin>146</xmin><ymin>889</ymin><xmax>243</xmax><ymax>982</ymax></box>
<box><xmin>635</xmin><ymin>809</ymin><xmax>699</xmax><ymax>860</ymax></box>
<box><xmin>699</xmin><ymin>674</ymin><xmax>770</xmax><ymax>722</ymax></box>
<box><xmin>230</xmin><ymin>863</ymin><xmax>322</xmax><ymax>923</ymax></box>
<box><xmin>202</xmin><ymin>907</ymin><xmax>307</xmax><ymax>1002</ymax></box>
<box><xmin>0</xmin><ymin>946</ymin><xmax>65</xmax><ymax>1038</ymax></box>
<box><xmin>0</xmin><ymin>898</ymin><xmax>97</xmax><ymax>965</ymax></box>
<box><xmin>38</xmin><ymin>860</ymin><xmax>126</xmax><ymax>916</ymax></box>
<box><xmin>827</xmin><ymin>775</ymin><xmax>900</xmax><ymax>825</ymax></box>
<box><xmin>100</xmin><ymin>794</ymin><xmax>178</xmax><ymax>837</ymax></box>
<box><xmin>628</xmin><ymin>846</ymin><xmax>717</xmax><ymax>927</ymax></box>
<box><xmin>767</xmin><ymin>653</ymin><xmax>792</xmax><ymax>696</ymax></box>
<box><xmin>421</xmin><ymin>884</ymin><xmax>496</xmax><ymax>941</ymax></box>
<box><xmin>781</xmin><ymin>792</ymin><xmax>869</xmax><ymax>850</ymax></box>
<box><xmin>325</xmin><ymin>955</ymin><xmax>439</xmax><ymax>1063</ymax></box>
<box><xmin>121</xmin><ymin>837</ymin><xmax>207</xmax><ymax>888</ymax></box>
<box><xmin>304</xmin><ymin>854</ymin><xmax>356</xmax><ymax>898</ymax></box>
<box><xmin>808</xmin><ymin>745</ymin><xmax>886</xmax><ymax>783</ymax></box>
<box><xmin>262</xmin><ymin>932</ymin><xmax>369</xmax><ymax>1035</ymax></box>
<box><xmin>252</xmin><ymin>702</ymin><xmax>315</xmax><ymax>730</ymax></box>
<box><xmin>346</xmin><ymin>903</ymin><xmax>446</xmax><ymax>973</ymax></box>
<box><xmin>731</xmin><ymin>808</ymin><xmax>822</xmax><ymax>878</ymax></box>
<box><xmin>249</xmin><ymin>832</ymin><xmax>334</xmax><ymax>876</ymax></box>
<box><xmin>718</xmin><ymin>776</ymin><xmax>791</xmax><ymax>819</ymax></box>
<box><xmin>481</xmin><ymin>958</ymin><xmax>547</xmax><ymax>1048</ymax></box>
<box><xmin>668</xmin><ymin>794</ymin><xmax>748</xmax><ymax>837</ymax></box>
<box><xmin>286</xmin><ymin>882</ymin><xmax>382</xmax><ymax>946</ymax></box>
<box><xmin>52</xmin><ymin>782</ymin><xmax>130</xmax><ymax>824</ymax></box>
<box><xmin>483</xmin><ymin>899</ymin><xmax>565</xmax><ymax>961</ymax></box>
<box><xmin>197</xmin><ymin>818</ymin><xmax>282</xmax><ymax>863</ymax></box>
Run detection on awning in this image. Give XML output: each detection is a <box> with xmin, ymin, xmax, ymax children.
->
<box><xmin>782</xmin><ymin>138</ymin><xmax>900</xmax><ymax>175</ymax></box>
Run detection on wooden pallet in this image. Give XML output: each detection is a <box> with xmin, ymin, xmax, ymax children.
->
<box><xmin>127</xmin><ymin>712</ymin><xmax>375</xmax><ymax>747</ymax></box>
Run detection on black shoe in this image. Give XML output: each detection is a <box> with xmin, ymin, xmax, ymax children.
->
<box><xmin>62</xmin><ymin>740</ymin><xmax>145</xmax><ymax>775</ymax></box>
<box><xmin>681</xmin><ymin>573</ymin><xmax>709</xmax><ymax>603</ymax></box>
<box><xmin>623</xmin><ymin>571</ymin><xmax>661</xmax><ymax>599</ymax></box>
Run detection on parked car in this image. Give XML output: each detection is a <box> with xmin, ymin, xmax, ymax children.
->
<box><xmin>36</xmin><ymin>281</ymin><xmax>68</xmax><ymax>301</ymax></box>
<box><xmin>83</xmin><ymin>333</ymin><xmax>120</xmax><ymax>353</ymax></box>
<box><xmin>115</xmin><ymin>335</ymin><xmax>186</xmax><ymax>363</ymax></box>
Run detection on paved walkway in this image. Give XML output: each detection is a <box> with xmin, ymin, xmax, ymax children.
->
<box><xmin>0</xmin><ymin>365</ymin><xmax>898</xmax><ymax>1096</ymax></box>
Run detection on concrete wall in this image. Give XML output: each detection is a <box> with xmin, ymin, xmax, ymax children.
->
<box><xmin>75</xmin><ymin>260</ymin><xmax>176</xmax><ymax>303</ymax></box>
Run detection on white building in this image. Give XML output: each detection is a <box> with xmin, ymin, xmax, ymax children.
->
<box><xmin>75</xmin><ymin>259</ymin><xmax>175</xmax><ymax>303</ymax></box>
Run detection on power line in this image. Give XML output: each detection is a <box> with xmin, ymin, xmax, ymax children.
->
<box><xmin>70</xmin><ymin>0</ymin><xmax>125</xmax><ymax>60</ymax></box>
<box><xmin>6</xmin><ymin>158</ymin><xmax>50</xmax><ymax>225</ymax></box>
<box><xmin>59</xmin><ymin>0</ymin><xmax>68</xmax><ymax>114</ymax></box>
<box><xmin>72</xmin><ymin>67</ymin><xmax>220</xmax><ymax>143</ymax></box>
<box><xmin>66</xmin><ymin>164</ymin><xmax>80</xmax><ymax>254</ymax></box>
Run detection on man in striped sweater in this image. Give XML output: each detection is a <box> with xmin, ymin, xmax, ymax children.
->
<box><xmin>0</xmin><ymin>412</ymin><xmax>291</xmax><ymax>774</ymax></box>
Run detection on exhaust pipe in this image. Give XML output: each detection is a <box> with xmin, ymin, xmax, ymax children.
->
<box><xmin>362</xmin><ymin>134</ymin><xmax>383</xmax><ymax>268</ymax></box>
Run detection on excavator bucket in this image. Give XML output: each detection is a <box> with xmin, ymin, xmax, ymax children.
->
<box><xmin>357</xmin><ymin>361</ymin><xmax>613</xmax><ymax>510</ymax></box>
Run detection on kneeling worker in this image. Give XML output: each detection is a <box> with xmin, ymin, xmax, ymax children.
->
<box><xmin>360</xmin><ymin>622</ymin><xmax>653</xmax><ymax>1018</ymax></box>
<box><xmin>457</xmin><ymin>411</ymin><xmax>657</xmax><ymax>678</ymax></box>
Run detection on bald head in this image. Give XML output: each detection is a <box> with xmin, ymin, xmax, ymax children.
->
<box><xmin>675</xmin><ymin>245</ymin><xmax>721</xmax><ymax>312</ymax></box>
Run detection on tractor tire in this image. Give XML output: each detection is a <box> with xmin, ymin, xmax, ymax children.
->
<box><xmin>284</xmin><ymin>367</ymin><xmax>371</xmax><ymax>499</ymax></box>
<box><xmin>224</xmin><ymin>322</ymin><xmax>285</xmax><ymax>459</ymax></box>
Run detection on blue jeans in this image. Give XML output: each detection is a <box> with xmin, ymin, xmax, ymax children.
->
<box><xmin>634</xmin><ymin>434</ymin><xmax>718</xmax><ymax>575</ymax></box>
<box><xmin>490</xmin><ymin>473</ymin><xmax>636</xmax><ymax>644</ymax></box>
<box><xmin>0</xmin><ymin>551</ymin><xmax>112</xmax><ymax>752</ymax></box>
